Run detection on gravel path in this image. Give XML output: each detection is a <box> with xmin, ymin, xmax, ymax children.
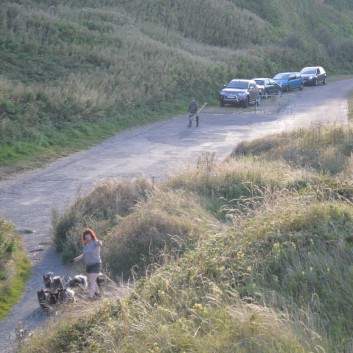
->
<box><xmin>0</xmin><ymin>79</ymin><xmax>352</xmax><ymax>352</ymax></box>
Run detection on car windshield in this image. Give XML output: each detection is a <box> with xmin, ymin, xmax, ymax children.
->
<box><xmin>300</xmin><ymin>68</ymin><xmax>316</xmax><ymax>74</ymax></box>
<box><xmin>254</xmin><ymin>80</ymin><xmax>264</xmax><ymax>85</ymax></box>
<box><xmin>227</xmin><ymin>80</ymin><xmax>249</xmax><ymax>89</ymax></box>
<box><xmin>273</xmin><ymin>73</ymin><xmax>290</xmax><ymax>80</ymax></box>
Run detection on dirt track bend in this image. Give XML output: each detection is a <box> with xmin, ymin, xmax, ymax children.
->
<box><xmin>0</xmin><ymin>78</ymin><xmax>352</xmax><ymax>352</ymax></box>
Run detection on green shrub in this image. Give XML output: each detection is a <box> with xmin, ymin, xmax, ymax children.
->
<box><xmin>0</xmin><ymin>218</ymin><xmax>31</xmax><ymax>319</ymax></box>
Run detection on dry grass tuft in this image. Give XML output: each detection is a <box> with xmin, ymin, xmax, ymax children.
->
<box><xmin>103</xmin><ymin>189</ymin><xmax>217</xmax><ymax>278</ymax></box>
<box><xmin>232</xmin><ymin>123</ymin><xmax>353</xmax><ymax>176</ymax></box>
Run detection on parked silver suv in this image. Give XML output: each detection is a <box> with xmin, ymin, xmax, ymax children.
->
<box><xmin>300</xmin><ymin>66</ymin><xmax>327</xmax><ymax>86</ymax></box>
<box><xmin>219</xmin><ymin>79</ymin><xmax>259</xmax><ymax>108</ymax></box>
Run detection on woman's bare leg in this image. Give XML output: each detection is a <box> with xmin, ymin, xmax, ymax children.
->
<box><xmin>88</xmin><ymin>273</ymin><xmax>99</xmax><ymax>299</ymax></box>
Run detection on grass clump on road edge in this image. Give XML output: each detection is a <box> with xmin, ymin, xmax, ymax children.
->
<box><xmin>0</xmin><ymin>219</ymin><xmax>31</xmax><ymax>320</ymax></box>
<box><xmin>231</xmin><ymin>123</ymin><xmax>353</xmax><ymax>176</ymax></box>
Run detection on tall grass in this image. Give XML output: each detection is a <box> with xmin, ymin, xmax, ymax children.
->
<box><xmin>51</xmin><ymin>176</ymin><xmax>154</xmax><ymax>259</ymax></box>
<box><xmin>163</xmin><ymin>154</ymin><xmax>326</xmax><ymax>219</ymax></box>
<box><xmin>232</xmin><ymin>123</ymin><xmax>353</xmax><ymax>176</ymax></box>
<box><xmin>51</xmin><ymin>175</ymin><xmax>218</xmax><ymax>277</ymax></box>
<box><xmin>102</xmin><ymin>189</ymin><xmax>216</xmax><ymax>278</ymax></box>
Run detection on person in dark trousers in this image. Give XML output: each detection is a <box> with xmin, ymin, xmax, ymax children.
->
<box><xmin>188</xmin><ymin>97</ymin><xmax>199</xmax><ymax>127</ymax></box>
<box><xmin>74</xmin><ymin>228</ymin><xmax>102</xmax><ymax>301</ymax></box>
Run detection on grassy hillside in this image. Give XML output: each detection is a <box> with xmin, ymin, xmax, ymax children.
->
<box><xmin>18</xmin><ymin>123</ymin><xmax>353</xmax><ymax>353</ymax></box>
<box><xmin>1</xmin><ymin>0</ymin><xmax>353</xmax><ymax>176</ymax></box>
<box><xmin>0</xmin><ymin>219</ymin><xmax>31</xmax><ymax>320</ymax></box>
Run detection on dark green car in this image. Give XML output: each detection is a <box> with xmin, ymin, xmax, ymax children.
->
<box><xmin>253</xmin><ymin>78</ymin><xmax>282</xmax><ymax>98</ymax></box>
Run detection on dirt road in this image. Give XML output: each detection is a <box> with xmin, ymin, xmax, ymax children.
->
<box><xmin>0</xmin><ymin>78</ymin><xmax>352</xmax><ymax>352</ymax></box>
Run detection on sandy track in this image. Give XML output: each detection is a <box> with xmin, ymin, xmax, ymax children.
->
<box><xmin>0</xmin><ymin>79</ymin><xmax>352</xmax><ymax>352</ymax></box>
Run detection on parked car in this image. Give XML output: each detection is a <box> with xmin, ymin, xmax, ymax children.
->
<box><xmin>253</xmin><ymin>78</ymin><xmax>282</xmax><ymax>98</ymax></box>
<box><xmin>300</xmin><ymin>66</ymin><xmax>327</xmax><ymax>86</ymax></box>
<box><xmin>219</xmin><ymin>79</ymin><xmax>259</xmax><ymax>108</ymax></box>
<box><xmin>273</xmin><ymin>72</ymin><xmax>304</xmax><ymax>92</ymax></box>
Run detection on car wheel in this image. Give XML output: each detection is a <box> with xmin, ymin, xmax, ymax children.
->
<box><xmin>299</xmin><ymin>83</ymin><xmax>303</xmax><ymax>90</ymax></box>
<box><xmin>242</xmin><ymin>97</ymin><xmax>249</xmax><ymax>108</ymax></box>
<box><xmin>323</xmin><ymin>77</ymin><xmax>327</xmax><ymax>84</ymax></box>
<box><xmin>314</xmin><ymin>78</ymin><xmax>318</xmax><ymax>86</ymax></box>
<box><xmin>220</xmin><ymin>100</ymin><xmax>224</xmax><ymax>107</ymax></box>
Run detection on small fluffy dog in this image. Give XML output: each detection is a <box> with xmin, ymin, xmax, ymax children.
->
<box><xmin>37</xmin><ymin>288</ymin><xmax>75</xmax><ymax>310</ymax></box>
<box><xmin>66</xmin><ymin>273</ymin><xmax>105</xmax><ymax>290</ymax></box>
<box><xmin>57</xmin><ymin>288</ymin><xmax>75</xmax><ymax>304</ymax></box>
<box><xmin>43</xmin><ymin>274</ymin><xmax>64</xmax><ymax>291</ymax></box>
<box><xmin>96</xmin><ymin>272</ymin><xmax>105</xmax><ymax>289</ymax></box>
<box><xmin>37</xmin><ymin>289</ymin><xmax>59</xmax><ymax>309</ymax></box>
<box><xmin>37</xmin><ymin>289</ymin><xmax>50</xmax><ymax>310</ymax></box>
<box><xmin>65</xmin><ymin>274</ymin><xmax>88</xmax><ymax>290</ymax></box>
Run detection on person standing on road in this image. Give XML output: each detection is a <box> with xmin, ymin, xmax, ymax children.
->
<box><xmin>74</xmin><ymin>228</ymin><xmax>102</xmax><ymax>301</ymax></box>
<box><xmin>188</xmin><ymin>97</ymin><xmax>199</xmax><ymax>127</ymax></box>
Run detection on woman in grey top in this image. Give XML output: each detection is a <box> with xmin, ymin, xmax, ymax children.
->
<box><xmin>74</xmin><ymin>228</ymin><xmax>102</xmax><ymax>300</ymax></box>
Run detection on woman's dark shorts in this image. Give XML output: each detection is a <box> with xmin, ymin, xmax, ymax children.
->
<box><xmin>86</xmin><ymin>263</ymin><xmax>102</xmax><ymax>274</ymax></box>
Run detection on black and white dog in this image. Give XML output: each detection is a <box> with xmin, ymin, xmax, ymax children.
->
<box><xmin>37</xmin><ymin>288</ymin><xmax>74</xmax><ymax>310</ymax></box>
<box><xmin>65</xmin><ymin>273</ymin><xmax>105</xmax><ymax>290</ymax></box>
<box><xmin>65</xmin><ymin>274</ymin><xmax>88</xmax><ymax>290</ymax></box>
<box><xmin>43</xmin><ymin>274</ymin><xmax>64</xmax><ymax>291</ymax></box>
